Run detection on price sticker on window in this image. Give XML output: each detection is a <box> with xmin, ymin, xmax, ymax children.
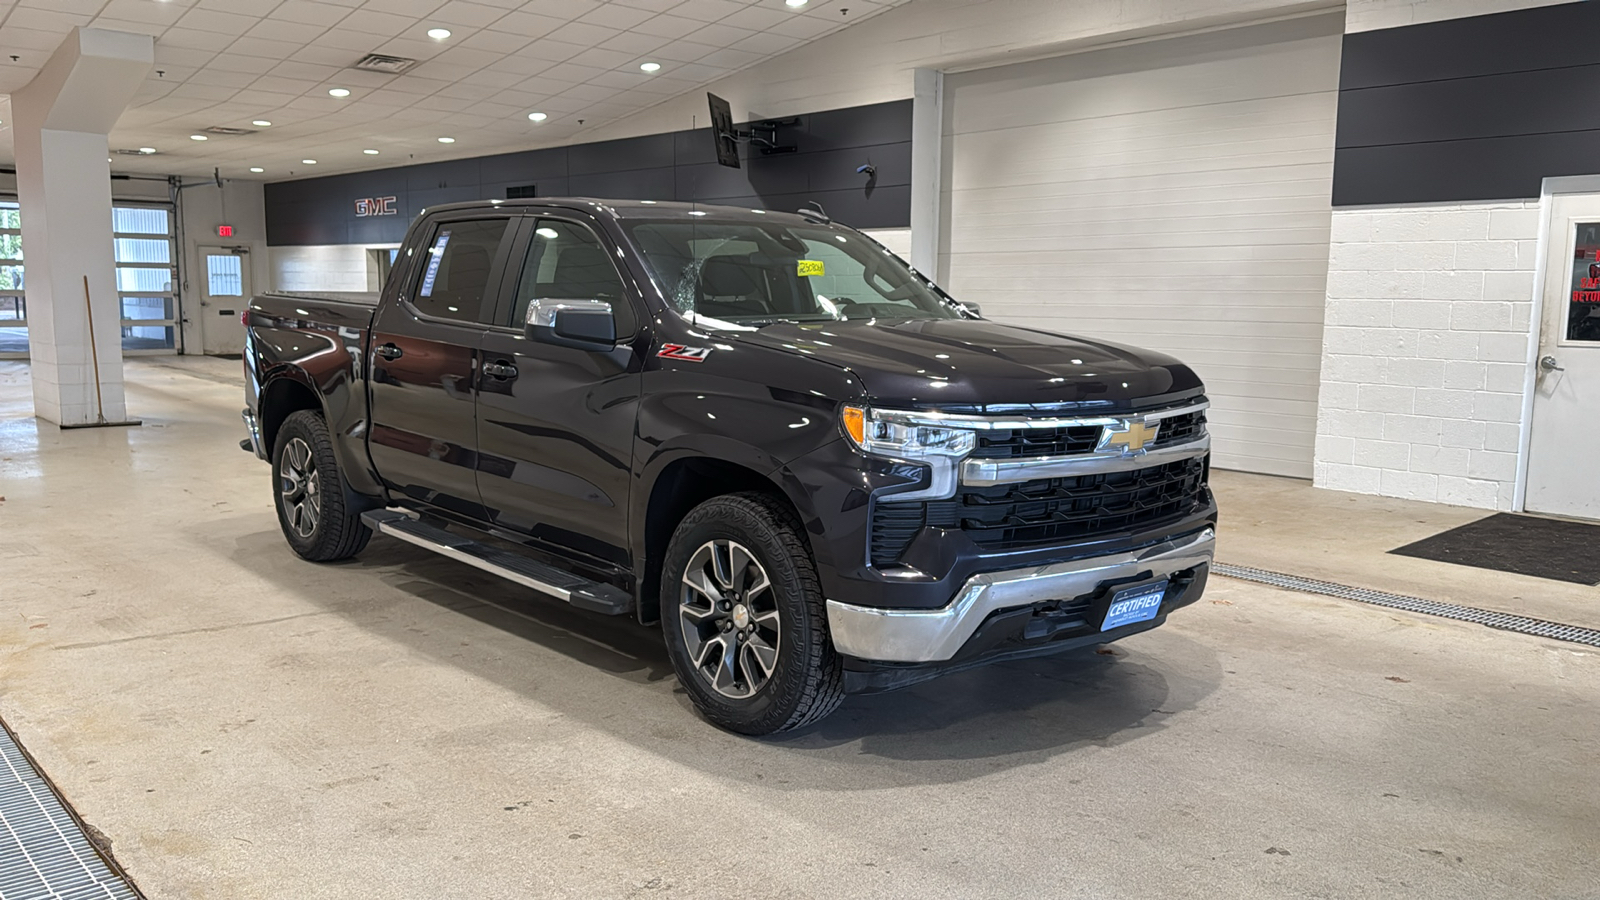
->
<box><xmin>797</xmin><ymin>259</ymin><xmax>825</xmax><ymax>277</ymax></box>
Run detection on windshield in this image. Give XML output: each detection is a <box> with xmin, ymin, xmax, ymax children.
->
<box><xmin>624</xmin><ymin>220</ymin><xmax>966</xmax><ymax>325</ymax></box>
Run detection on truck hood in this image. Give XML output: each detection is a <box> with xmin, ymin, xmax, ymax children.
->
<box><xmin>729</xmin><ymin>318</ymin><xmax>1203</xmax><ymax>411</ymax></box>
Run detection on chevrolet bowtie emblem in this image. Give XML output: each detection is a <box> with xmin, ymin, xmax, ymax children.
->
<box><xmin>1098</xmin><ymin>419</ymin><xmax>1161</xmax><ymax>456</ymax></box>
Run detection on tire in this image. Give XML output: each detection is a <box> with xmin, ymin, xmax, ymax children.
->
<box><xmin>271</xmin><ymin>410</ymin><xmax>372</xmax><ymax>562</ymax></box>
<box><xmin>660</xmin><ymin>492</ymin><xmax>845</xmax><ymax>735</ymax></box>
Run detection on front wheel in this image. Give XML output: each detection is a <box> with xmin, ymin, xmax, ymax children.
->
<box><xmin>660</xmin><ymin>493</ymin><xmax>845</xmax><ymax>735</ymax></box>
<box><xmin>271</xmin><ymin>410</ymin><xmax>371</xmax><ymax>562</ymax></box>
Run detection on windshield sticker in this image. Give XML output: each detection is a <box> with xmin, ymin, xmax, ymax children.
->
<box><xmin>797</xmin><ymin>259</ymin><xmax>825</xmax><ymax>277</ymax></box>
<box><xmin>658</xmin><ymin>343</ymin><xmax>712</xmax><ymax>363</ymax></box>
<box><xmin>419</xmin><ymin>230</ymin><xmax>451</xmax><ymax>297</ymax></box>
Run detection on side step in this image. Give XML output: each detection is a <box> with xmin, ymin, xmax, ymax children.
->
<box><xmin>361</xmin><ymin>510</ymin><xmax>632</xmax><ymax>616</ymax></box>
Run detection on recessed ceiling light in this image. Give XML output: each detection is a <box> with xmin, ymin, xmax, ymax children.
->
<box><xmin>786</xmin><ymin>0</ymin><xmax>808</xmax><ymax>6</ymax></box>
<box><xmin>639</xmin><ymin>62</ymin><xmax>661</xmax><ymax>73</ymax></box>
<box><xmin>302</xmin><ymin>159</ymin><xmax>317</xmax><ymax>165</ymax></box>
<box><xmin>138</xmin><ymin>147</ymin><xmax>156</xmax><ymax>154</ymax></box>
<box><xmin>253</xmin><ymin>120</ymin><xmax>271</xmax><ymax>127</ymax></box>
<box><xmin>687</xmin><ymin>210</ymin><xmax>708</xmax><ymax>216</ymax></box>
<box><xmin>427</xmin><ymin>27</ymin><xmax>451</xmax><ymax>39</ymax></box>
<box><xmin>527</xmin><ymin>111</ymin><xmax>548</xmax><ymax>122</ymax></box>
<box><xmin>363</xmin><ymin>149</ymin><xmax>380</xmax><ymax>154</ymax></box>
<box><xmin>250</xmin><ymin>167</ymin><xmax>264</xmax><ymax>173</ymax></box>
<box><xmin>190</xmin><ymin>134</ymin><xmax>208</xmax><ymax>141</ymax></box>
<box><xmin>328</xmin><ymin>88</ymin><xmax>350</xmax><ymax>97</ymax></box>
<box><xmin>437</xmin><ymin>136</ymin><xmax>455</xmax><ymax>143</ymax></box>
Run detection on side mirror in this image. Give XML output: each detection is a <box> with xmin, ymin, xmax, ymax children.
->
<box><xmin>959</xmin><ymin>302</ymin><xmax>982</xmax><ymax>318</ymax></box>
<box><xmin>526</xmin><ymin>298</ymin><xmax>616</xmax><ymax>350</ymax></box>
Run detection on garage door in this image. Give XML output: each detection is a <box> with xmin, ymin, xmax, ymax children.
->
<box><xmin>941</xmin><ymin>13</ymin><xmax>1342</xmax><ymax>477</ymax></box>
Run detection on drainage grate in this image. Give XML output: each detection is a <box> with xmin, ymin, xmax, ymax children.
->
<box><xmin>1213</xmin><ymin>562</ymin><xmax>1600</xmax><ymax>649</ymax></box>
<box><xmin>0</xmin><ymin>719</ymin><xmax>142</xmax><ymax>899</ymax></box>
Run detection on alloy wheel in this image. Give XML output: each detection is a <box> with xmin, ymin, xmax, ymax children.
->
<box><xmin>279</xmin><ymin>437</ymin><xmax>322</xmax><ymax>539</ymax></box>
<box><xmin>679</xmin><ymin>539</ymin><xmax>781</xmax><ymax>699</ymax></box>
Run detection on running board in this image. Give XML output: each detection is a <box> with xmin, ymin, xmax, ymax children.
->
<box><xmin>361</xmin><ymin>510</ymin><xmax>632</xmax><ymax>616</ymax></box>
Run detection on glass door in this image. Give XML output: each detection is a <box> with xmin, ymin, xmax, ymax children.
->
<box><xmin>0</xmin><ymin>202</ymin><xmax>25</xmax><ymax>359</ymax></box>
<box><xmin>113</xmin><ymin>204</ymin><xmax>180</xmax><ymax>355</ymax></box>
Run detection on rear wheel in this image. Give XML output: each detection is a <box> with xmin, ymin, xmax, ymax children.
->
<box><xmin>660</xmin><ymin>493</ymin><xmax>844</xmax><ymax>735</ymax></box>
<box><xmin>272</xmin><ymin>410</ymin><xmax>371</xmax><ymax>562</ymax></box>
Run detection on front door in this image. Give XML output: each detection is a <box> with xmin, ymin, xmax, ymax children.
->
<box><xmin>367</xmin><ymin>214</ymin><xmax>517</xmax><ymax>522</ymax></box>
<box><xmin>199</xmin><ymin>247</ymin><xmax>249</xmax><ymax>355</ymax></box>
<box><xmin>476</xmin><ymin>214</ymin><xmax>641</xmax><ymax>568</ymax></box>
<box><xmin>1526</xmin><ymin>192</ymin><xmax>1600</xmax><ymax>519</ymax></box>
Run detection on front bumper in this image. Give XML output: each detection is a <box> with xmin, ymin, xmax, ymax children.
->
<box><xmin>825</xmin><ymin>525</ymin><xmax>1215</xmax><ymax>664</ymax></box>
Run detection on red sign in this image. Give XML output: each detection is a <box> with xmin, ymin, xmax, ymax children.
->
<box><xmin>217</xmin><ymin>225</ymin><xmax>234</xmax><ymax>237</ymax></box>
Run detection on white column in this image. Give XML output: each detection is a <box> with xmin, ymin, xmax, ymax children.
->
<box><xmin>909</xmin><ymin>67</ymin><xmax>944</xmax><ymax>280</ymax></box>
<box><xmin>12</xmin><ymin>28</ymin><xmax>154</xmax><ymax>426</ymax></box>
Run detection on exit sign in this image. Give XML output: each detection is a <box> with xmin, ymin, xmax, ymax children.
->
<box><xmin>217</xmin><ymin>225</ymin><xmax>234</xmax><ymax>237</ymax></box>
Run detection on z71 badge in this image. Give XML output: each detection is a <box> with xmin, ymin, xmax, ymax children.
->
<box><xmin>657</xmin><ymin>343</ymin><xmax>712</xmax><ymax>363</ymax></box>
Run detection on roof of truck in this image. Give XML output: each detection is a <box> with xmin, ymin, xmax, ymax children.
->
<box><xmin>418</xmin><ymin>197</ymin><xmax>830</xmax><ymax>226</ymax></box>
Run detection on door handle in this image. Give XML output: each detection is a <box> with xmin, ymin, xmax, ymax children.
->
<box><xmin>482</xmin><ymin>361</ymin><xmax>518</xmax><ymax>379</ymax></box>
<box><xmin>375</xmin><ymin>343</ymin><xmax>403</xmax><ymax>360</ymax></box>
<box><xmin>1540</xmin><ymin>355</ymin><xmax>1564</xmax><ymax>372</ymax></box>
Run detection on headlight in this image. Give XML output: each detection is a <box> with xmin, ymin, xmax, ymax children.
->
<box><xmin>841</xmin><ymin>406</ymin><xmax>976</xmax><ymax>460</ymax></box>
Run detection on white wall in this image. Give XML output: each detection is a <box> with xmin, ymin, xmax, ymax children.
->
<box><xmin>1345</xmin><ymin>0</ymin><xmax>1578</xmax><ymax>32</ymax></box>
<box><xmin>577</xmin><ymin>0</ymin><xmax>1346</xmax><ymax>146</ymax></box>
<box><xmin>268</xmin><ymin>245</ymin><xmax>374</xmax><ymax>293</ymax></box>
<box><xmin>1314</xmin><ymin>201</ymin><xmax>1540</xmax><ymax>509</ymax></box>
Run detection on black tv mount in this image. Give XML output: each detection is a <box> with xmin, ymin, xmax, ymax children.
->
<box><xmin>728</xmin><ymin>117</ymin><xmax>799</xmax><ymax>155</ymax></box>
<box><xmin>708</xmin><ymin>92</ymin><xmax>797</xmax><ymax>168</ymax></box>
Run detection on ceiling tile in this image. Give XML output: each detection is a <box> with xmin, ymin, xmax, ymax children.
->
<box><xmin>339</xmin><ymin>9</ymin><xmax>418</xmax><ymax>36</ymax></box>
<box><xmin>228</xmin><ymin>36</ymin><xmax>308</xmax><ymax>59</ymax></box>
<box><xmin>456</xmin><ymin>29</ymin><xmax>531</xmax><ymax>53</ymax></box>
<box><xmin>7</xmin><ymin>6</ymin><xmax>93</xmax><ymax>32</ymax></box>
<box><xmin>491</xmin><ymin>11</ymin><xmax>566</xmax><ymax>38</ymax></box>
<box><xmin>718</xmin><ymin>5</ymin><xmax>792</xmax><ymax>32</ymax></box>
<box><xmin>597</xmin><ymin>31</ymin><xmax>670</xmax><ymax>55</ymax></box>
<box><xmin>270</xmin><ymin>1</ymin><xmax>356</xmax><ymax>27</ymax></box>
<box><xmin>101</xmin><ymin>0</ymin><xmax>189</xmax><ymax>26</ymax></box>
<box><xmin>684</xmin><ymin>22</ymin><xmax>757</xmax><ymax>47</ymax></box>
<box><xmin>514</xmin><ymin>0</ymin><xmax>602</xmax><ymax>18</ymax></box>
<box><xmin>629</xmin><ymin>14</ymin><xmax>703</xmax><ymax>39</ymax></box>
<box><xmin>245</xmin><ymin>19</ymin><xmax>328</xmax><ymax>43</ymax></box>
<box><xmin>646</xmin><ymin>40</ymin><xmax>720</xmax><ymax>64</ymax></box>
<box><xmin>428</xmin><ymin>1</ymin><xmax>508</xmax><ymax>28</ymax></box>
<box><xmin>695</xmin><ymin>46</ymin><xmax>764</xmax><ymax>68</ymax></box>
<box><xmin>175</xmin><ymin>8</ymin><xmax>259</xmax><ymax>36</ymax></box>
<box><xmin>577</xmin><ymin>4</ymin><xmax>657</xmax><ymax>30</ymax></box>
<box><xmin>87</xmin><ymin>17</ymin><xmax>167</xmax><ymax>39</ymax></box>
<box><xmin>670</xmin><ymin>0</ymin><xmax>748</xmax><ymax>24</ymax></box>
<box><xmin>566</xmin><ymin>46</ymin><xmax>635</xmax><ymax>69</ymax></box>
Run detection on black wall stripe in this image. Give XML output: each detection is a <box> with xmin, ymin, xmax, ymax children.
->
<box><xmin>264</xmin><ymin>100</ymin><xmax>911</xmax><ymax>246</ymax></box>
<box><xmin>1333</xmin><ymin>0</ymin><xmax>1599</xmax><ymax>206</ymax></box>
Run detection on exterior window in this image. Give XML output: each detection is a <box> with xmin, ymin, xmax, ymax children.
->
<box><xmin>206</xmin><ymin>254</ymin><xmax>243</xmax><ymax>297</ymax></box>
<box><xmin>412</xmin><ymin>218</ymin><xmax>509</xmax><ymax>323</ymax></box>
<box><xmin>510</xmin><ymin>218</ymin><xmax>632</xmax><ymax>334</ymax></box>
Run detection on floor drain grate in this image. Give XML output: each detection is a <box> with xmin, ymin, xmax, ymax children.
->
<box><xmin>1213</xmin><ymin>562</ymin><xmax>1600</xmax><ymax>649</ymax></box>
<box><xmin>0</xmin><ymin>719</ymin><xmax>142</xmax><ymax>899</ymax></box>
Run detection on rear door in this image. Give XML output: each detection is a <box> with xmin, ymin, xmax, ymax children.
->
<box><xmin>476</xmin><ymin>213</ymin><xmax>642</xmax><ymax>568</ymax></box>
<box><xmin>368</xmin><ymin>213</ymin><xmax>518</xmax><ymax>521</ymax></box>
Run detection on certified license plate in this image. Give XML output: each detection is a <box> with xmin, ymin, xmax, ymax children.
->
<box><xmin>1101</xmin><ymin>582</ymin><xmax>1168</xmax><ymax>631</ymax></box>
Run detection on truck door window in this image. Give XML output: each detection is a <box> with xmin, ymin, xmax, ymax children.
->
<box><xmin>510</xmin><ymin>219</ymin><xmax>634</xmax><ymax>335</ymax></box>
<box><xmin>411</xmin><ymin>218</ymin><xmax>509</xmax><ymax>322</ymax></box>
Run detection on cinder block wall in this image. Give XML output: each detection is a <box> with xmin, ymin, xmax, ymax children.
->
<box><xmin>1313</xmin><ymin>201</ymin><xmax>1539</xmax><ymax>509</ymax></box>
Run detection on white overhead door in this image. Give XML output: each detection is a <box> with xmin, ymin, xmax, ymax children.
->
<box><xmin>942</xmin><ymin>14</ymin><xmax>1341</xmax><ymax>477</ymax></box>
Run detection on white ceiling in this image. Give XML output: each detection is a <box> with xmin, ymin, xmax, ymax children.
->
<box><xmin>0</xmin><ymin>0</ymin><xmax>906</xmax><ymax>180</ymax></box>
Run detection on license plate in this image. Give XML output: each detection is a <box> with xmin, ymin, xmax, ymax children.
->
<box><xmin>1101</xmin><ymin>582</ymin><xmax>1168</xmax><ymax>631</ymax></box>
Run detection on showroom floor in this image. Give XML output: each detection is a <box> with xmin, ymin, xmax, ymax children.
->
<box><xmin>1</xmin><ymin>358</ymin><xmax>1596</xmax><ymax>900</ymax></box>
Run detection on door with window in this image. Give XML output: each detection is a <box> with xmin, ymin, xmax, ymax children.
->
<box><xmin>368</xmin><ymin>214</ymin><xmax>516</xmax><ymax>521</ymax></box>
<box><xmin>476</xmin><ymin>215</ymin><xmax>640</xmax><ymax>567</ymax></box>
<box><xmin>199</xmin><ymin>247</ymin><xmax>249</xmax><ymax>355</ymax></box>
<box><xmin>1526</xmin><ymin>193</ymin><xmax>1600</xmax><ymax>520</ymax></box>
<box><xmin>114</xmin><ymin>205</ymin><xmax>181</xmax><ymax>355</ymax></box>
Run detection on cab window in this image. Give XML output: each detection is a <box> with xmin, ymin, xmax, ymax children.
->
<box><xmin>509</xmin><ymin>218</ymin><xmax>634</xmax><ymax>335</ymax></box>
<box><xmin>411</xmin><ymin>218</ymin><xmax>510</xmax><ymax>322</ymax></box>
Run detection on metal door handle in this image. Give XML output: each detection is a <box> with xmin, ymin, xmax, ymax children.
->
<box><xmin>375</xmin><ymin>343</ymin><xmax>403</xmax><ymax>360</ymax></box>
<box><xmin>482</xmin><ymin>361</ymin><xmax>518</xmax><ymax>379</ymax></box>
<box><xmin>1540</xmin><ymin>355</ymin><xmax>1564</xmax><ymax>372</ymax></box>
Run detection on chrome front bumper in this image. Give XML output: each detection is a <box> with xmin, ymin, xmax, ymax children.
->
<box><xmin>825</xmin><ymin>526</ymin><xmax>1216</xmax><ymax>663</ymax></box>
<box><xmin>241</xmin><ymin>408</ymin><xmax>266</xmax><ymax>459</ymax></box>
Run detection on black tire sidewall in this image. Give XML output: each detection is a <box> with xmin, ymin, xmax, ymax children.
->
<box><xmin>660</xmin><ymin>496</ymin><xmax>827</xmax><ymax>734</ymax></box>
<box><xmin>271</xmin><ymin>410</ymin><xmax>367</xmax><ymax>561</ymax></box>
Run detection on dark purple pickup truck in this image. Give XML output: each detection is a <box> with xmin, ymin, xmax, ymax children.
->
<box><xmin>241</xmin><ymin>198</ymin><xmax>1216</xmax><ymax>734</ymax></box>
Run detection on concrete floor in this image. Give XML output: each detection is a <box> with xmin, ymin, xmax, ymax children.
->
<box><xmin>1</xmin><ymin>357</ymin><xmax>1597</xmax><ymax>900</ymax></box>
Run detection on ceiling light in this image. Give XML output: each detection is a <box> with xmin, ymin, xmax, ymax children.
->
<box><xmin>302</xmin><ymin>159</ymin><xmax>317</xmax><ymax>165</ymax></box>
<box><xmin>639</xmin><ymin>62</ymin><xmax>661</xmax><ymax>73</ymax></box>
<box><xmin>786</xmin><ymin>0</ymin><xmax>808</xmax><ymax>6</ymax></box>
<box><xmin>250</xmin><ymin>167</ymin><xmax>264</xmax><ymax>173</ymax></box>
<box><xmin>138</xmin><ymin>147</ymin><xmax>156</xmax><ymax>154</ymax></box>
<box><xmin>328</xmin><ymin>88</ymin><xmax>350</xmax><ymax>97</ymax></box>
<box><xmin>363</xmin><ymin>149</ymin><xmax>380</xmax><ymax>154</ymax></box>
<box><xmin>190</xmin><ymin>134</ymin><xmax>208</xmax><ymax>141</ymax></box>
<box><xmin>253</xmin><ymin>120</ymin><xmax>271</xmax><ymax>127</ymax></box>
<box><xmin>527</xmin><ymin>112</ymin><xmax>547</xmax><ymax>122</ymax></box>
<box><xmin>688</xmin><ymin>210</ymin><xmax>708</xmax><ymax>216</ymax></box>
<box><xmin>437</xmin><ymin>136</ymin><xmax>455</xmax><ymax>143</ymax></box>
<box><xmin>427</xmin><ymin>27</ymin><xmax>451</xmax><ymax>39</ymax></box>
